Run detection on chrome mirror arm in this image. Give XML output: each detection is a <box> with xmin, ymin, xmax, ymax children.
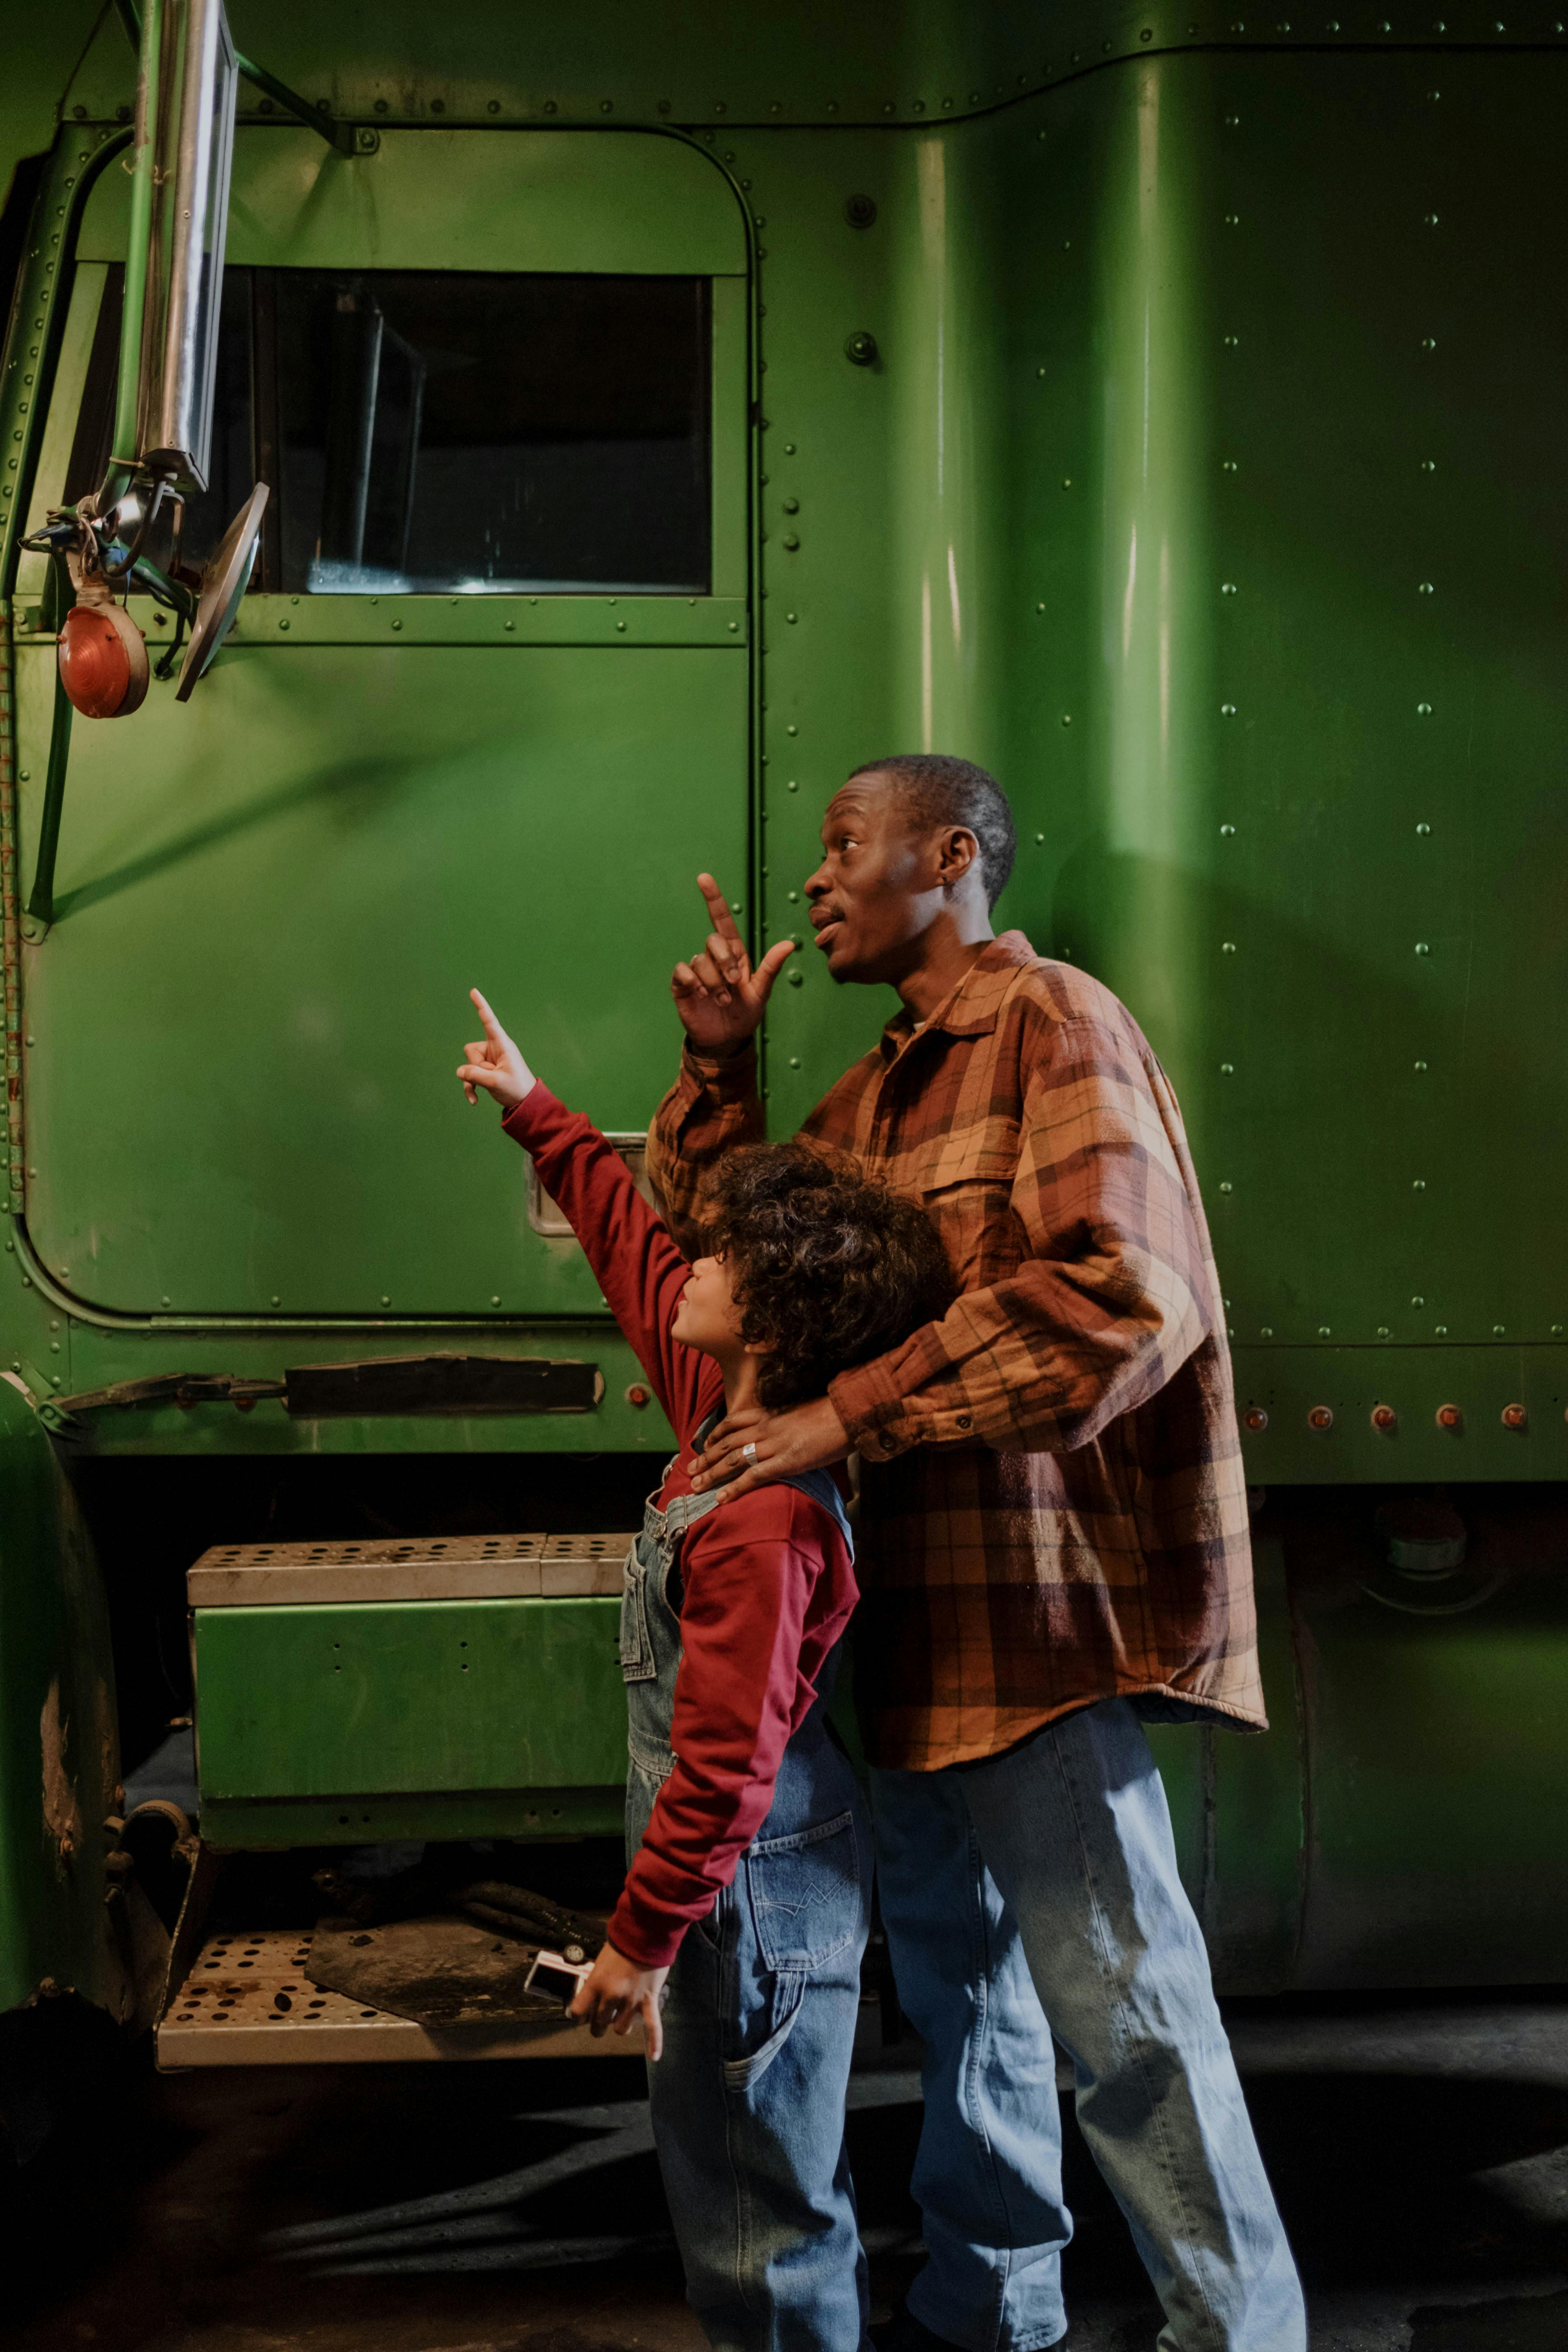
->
<box><xmin>114</xmin><ymin>0</ymin><xmax>354</xmax><ymax>154</ymax></box>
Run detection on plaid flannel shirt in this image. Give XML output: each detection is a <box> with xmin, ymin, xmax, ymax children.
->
<box><xmin>646</xmin><ymin>931</ymin><xmax>1265</xmax><ymax>1770</ymax></box>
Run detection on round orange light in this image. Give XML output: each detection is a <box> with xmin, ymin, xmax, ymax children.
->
<box><xmin>58</xmin><ymin>603</ymin><xmax>148</xmax><ymax>719</ymax></box>
<box><xmin>1436</xmin><ymin>1403</ymin><xmax>1462</xmax><ymax>1430</ymax></box>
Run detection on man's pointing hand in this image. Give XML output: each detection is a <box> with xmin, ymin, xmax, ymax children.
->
<box><xmin>671</xmin><ymin>873</ymin><xmax>796</xmax><ymax>1060</ymax></box>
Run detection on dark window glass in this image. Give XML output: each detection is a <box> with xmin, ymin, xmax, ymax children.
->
<box><xmin>66</xmin><ymin>266</ymin><xmax>712</xmax><ymax>596</ymax></box>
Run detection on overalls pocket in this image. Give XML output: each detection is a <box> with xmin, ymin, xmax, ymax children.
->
<box><xmin>618</xmin><ymin>1546</ymin><xmax>657</xmax><ymax>1684</ymax></box>
<box><xmin>744</xmin><ymin>1808</ymin><xmax>863</xmax><ymax>1972</ymax></box>
<box><xmin>720</xmin><ymin>1813</ymin><xmax>864</xmax><ymax>2093</ymax></box>
<box><xmin>721</xmin><ymin>1978</ymin><xmax>809</xmax><ymax>2093</ymax></box>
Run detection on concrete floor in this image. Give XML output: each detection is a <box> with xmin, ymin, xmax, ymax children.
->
<box><xmin>8</xmin><ymin>1998</ymin><xmax>1568</xmax><ymax>2352</ymax></box>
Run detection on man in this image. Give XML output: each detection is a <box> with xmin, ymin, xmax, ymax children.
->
<box><xmin>644</xmin><ymin>754</ymin><xmax>1306</xmax><ymax>2352</ymax></box>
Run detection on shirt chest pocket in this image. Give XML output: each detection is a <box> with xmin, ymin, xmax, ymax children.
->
<box><xmin>919</xmin><ymin>1116</ymin><xmax>1023</xmax><ymax>1286</ymax></box>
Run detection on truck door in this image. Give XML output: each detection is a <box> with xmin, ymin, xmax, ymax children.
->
<box><xmin>14</xmin><ymin>127</ymin><xmax>749</xmax><ymax>1318</ymax></box>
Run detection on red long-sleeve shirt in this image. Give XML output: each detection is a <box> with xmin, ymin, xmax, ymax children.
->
<box><xmin>501</xmin><ymin>1083</ymin><xmax>858</xmax><ymax>1970</ymax></box>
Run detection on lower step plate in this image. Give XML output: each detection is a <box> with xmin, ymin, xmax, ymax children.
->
<box><xmin>157</xmin><ymin>1924</ymin><xmax>645</xmax><ymax>2067</ymax></box>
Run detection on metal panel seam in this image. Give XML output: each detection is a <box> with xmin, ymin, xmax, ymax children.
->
<box><xmin>0</xmin><ymin>609</ymin><xmax>18</xmax><ymax>1217</ymax></box>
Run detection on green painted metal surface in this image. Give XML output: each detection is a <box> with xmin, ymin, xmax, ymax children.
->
<box><xmin>13</xmin><ymin>122</ymin><xmax>751</xmax><ymax>1323</ymax></box>
<box><xmin>199</xmin><ymin>1785</ymin><xmax>625</xmax><ymax>1849</ymax></box>
<box><xmin>17</xmin><ymin>638</ymin><xmax>747</xmax><ymax>1316</ymax></box>
<box><xmin>1282</xmin><ymin>1492</ymin><xmax>1568</xmax><ymax>1987</ymax></box>
<box><xmin>193</xmin><ymin>1594</ymin><xmax>625</xmax><ymax>1795</ymax></box>
<box><xmin>1146</xmin><ymin>1536</ymin><xmax>1304</xmax><ymax>1991</ymax></box>
<box><xmin>741</xmin><ymin>55</ymin><xmax>1568</xmax><ymax>1476</ymax></box>
<box><xmin>53</xmin><ymin>0</ymin><xmax>1568</xmax><ymax>137</ymax></box>
<box><xmin>77</xmin><ymin>123</ymin><xmax>750</xmax><ymax>278</ymax></box>
<box><xmin>7</xmin><ymin>49</ymin><xmax>1566</xmax><ymax>1456</ymax></box>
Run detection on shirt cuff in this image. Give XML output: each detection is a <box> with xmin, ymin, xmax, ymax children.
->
<box><xmin>606</xmin><ymin>1889</ymin><xmax>687</xmax><ymax>1973</ymax></box>
<box><xmin>681</xmin><ymin>1037</ymin><xmax>758</xmax><ymax>1106</ymax></box>
<box><xmin>829</xmin><ymin>1353</ymin><xmax>918</xmax><ymax>1461</ymax></box>
<box><xmin>497</xmin><ymin>1079</ymin><xmax>550</xmax><ymax>1147</ymax></box>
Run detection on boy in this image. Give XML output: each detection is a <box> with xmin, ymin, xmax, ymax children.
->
<box><xmin>456</xmin><ymin>989</ymin><xmax>955</xmax><ymax>2352</ymax></box>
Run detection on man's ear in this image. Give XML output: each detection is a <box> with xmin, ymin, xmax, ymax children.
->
<box><xmin>936</xmin><ymin>826</ymin><xmax>982</xmax><ymax>891</ymax></box>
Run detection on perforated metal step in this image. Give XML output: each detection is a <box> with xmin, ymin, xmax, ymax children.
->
<box><xmin>157</xmin><ymin>1923</ymin><xmax>644</xmax><ymax>2066</ymax></box>
<box><xmin>187</xmin><ymin>1531</ymin><xmax>635</xmax><ymax>1607</ymax></box>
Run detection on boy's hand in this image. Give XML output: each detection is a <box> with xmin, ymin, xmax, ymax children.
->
<box><xmin>568</xmin><ymin>1941</ymin><xmax>671</xmax><ymax>2060</ymax></box>
<box><xmin>457</xmin><ymin>988</ymin><xmax>537</xmax><ymax>1112</ymax></box>
<box><xmin>672</xmin><ymin>874</ymin><xmax>797</xmax><ymax>1060</ymax></box>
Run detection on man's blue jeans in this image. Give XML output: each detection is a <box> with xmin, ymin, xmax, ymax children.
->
<box><xmin>870</xmin><ymin>1698</ymin><xmax>1307</xmax><ymax>2352</ymax></box>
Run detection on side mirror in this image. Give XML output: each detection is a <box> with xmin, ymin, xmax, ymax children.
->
<box><xmin>26</xmin><ymin>0</ymin><xmax>254</xmax><ymax>717</ymax></box>
<box><xmin>16</xmin><ymin>3</ymin><xmax>327</xmax><ymax>929</ymax></box>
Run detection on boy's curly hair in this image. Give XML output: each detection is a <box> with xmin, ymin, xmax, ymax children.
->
<box><xmin>698</xmin><ymin>1142</ymin><xmax>958</xmax><ymax>1410</ymax></box>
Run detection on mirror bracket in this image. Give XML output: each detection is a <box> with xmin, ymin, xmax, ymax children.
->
<box><xmin>115</xmin><ymin>0</ymin><xmax>357</xmax><ymax>156</ymax></box>
<box><xmin>234</xmin><ymin>50</ymin><xmax>358</xmax><ymax>155</ymax></box>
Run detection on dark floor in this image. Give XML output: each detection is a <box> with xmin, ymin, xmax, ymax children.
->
<box><xmin>6</xmin><ymin>1998</ymin><xmax>1568</xmax><ymax>2352</ymax></box>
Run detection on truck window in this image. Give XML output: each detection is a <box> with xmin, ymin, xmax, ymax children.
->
<box><xmin>66</xmin><ymin>267</ymin><xmax>712</xmax><ymax>596</ymax></box>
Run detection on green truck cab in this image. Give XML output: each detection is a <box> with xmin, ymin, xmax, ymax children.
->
<box><xmin>1</xmin><ymin>0</ymin><xmax>1565</xmax><ymax>2110</ymax></box>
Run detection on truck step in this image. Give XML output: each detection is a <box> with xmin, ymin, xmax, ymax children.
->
<box><xmin>187</xmin><ymin>1530</ymin><xmax>635</xmax><ymax>1608</ymax></box>
<box><xmin>157</xmin><ymin>1922</ymin><xmax>644</xmax><ymax>2068</ymax></box>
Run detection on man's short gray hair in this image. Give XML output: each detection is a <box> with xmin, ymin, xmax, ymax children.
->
<box><xmin>846</xmin><ymin>754</ymin><xmax>1018</xmax><ymax>908</ymax></box>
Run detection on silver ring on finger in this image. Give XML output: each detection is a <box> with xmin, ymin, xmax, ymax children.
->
<box><xmin>742</xmin><ymin>1442</ymin><xmax>758</xmax><ymax>1458</ymax></box>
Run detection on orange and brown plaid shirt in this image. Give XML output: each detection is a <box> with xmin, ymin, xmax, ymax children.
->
<box><xmin>647</xmin><ymin>931</ymin><xmax>1265</xmax><ymax>1771</ymax></box>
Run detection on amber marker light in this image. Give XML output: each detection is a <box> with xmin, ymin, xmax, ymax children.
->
<box><xmin>1308</xmin><ymin>1406</ymin><xmax>1334</xmax><ymax>1431</ymax></box>
<box><xmin>1243</xmin><ymin>1406</ymin><xmax>1268</xmax><ymax>1432</ymax></box>
<box><xmin>1502</xmin><ymin>1403</ymin><xmax>1527</xmax><ymax>1430</ymax></box>
<box><xmin>1437</xmin><ymin>1403</ymin><xmax>1462</xmax><ymax>1430</ymax></box>
<box><xmin>1371</xmin><ymin>1405</ymin><xmax>1397</xmax><ymax>1431</ymax></box>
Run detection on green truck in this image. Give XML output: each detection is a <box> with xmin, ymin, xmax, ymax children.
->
<box><xmin>2</xmin><ymin>0</ymin><xmax>1565</xmax><ymax>2117</ymax></box>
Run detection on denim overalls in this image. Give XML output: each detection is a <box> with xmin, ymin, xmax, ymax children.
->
<box><xmin>619</xmin><ymin>1427</ymin><xmax>873</xmax><ymax>2352</ymax></box>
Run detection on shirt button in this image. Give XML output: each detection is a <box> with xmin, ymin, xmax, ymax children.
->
<box><xmin>880</xmin><ymin>1433</ymin><xmax>895</xmax><ymax>1451</ymax></box>
<box><xmin>957</xmin><ymin>1414</ymin><xmax>972</xmax><ymax>1429</ymax></box>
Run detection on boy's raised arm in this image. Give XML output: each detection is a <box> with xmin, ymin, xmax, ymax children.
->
<box><xmin>457</xmin><ymin>991</ymin><xmax>703</xmax><ymax>1437</ymax></box>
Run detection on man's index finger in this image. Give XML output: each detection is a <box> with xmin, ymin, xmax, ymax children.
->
<box><xmin>696</xmin><ymin>872</ymin><xmax>744</xmax><ymax>946</ymax></box>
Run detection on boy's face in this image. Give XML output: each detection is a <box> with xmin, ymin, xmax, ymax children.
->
<box><xmin>671</xmin><ymin>1250</ymin><xmax>745</xmax><ymax>1358</ymax></box>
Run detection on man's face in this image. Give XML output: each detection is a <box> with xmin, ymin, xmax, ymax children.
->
<box><xmin>804</xmin><ymin>775</ymin><xmax>947</xmax><ymax>985</ymax></box>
